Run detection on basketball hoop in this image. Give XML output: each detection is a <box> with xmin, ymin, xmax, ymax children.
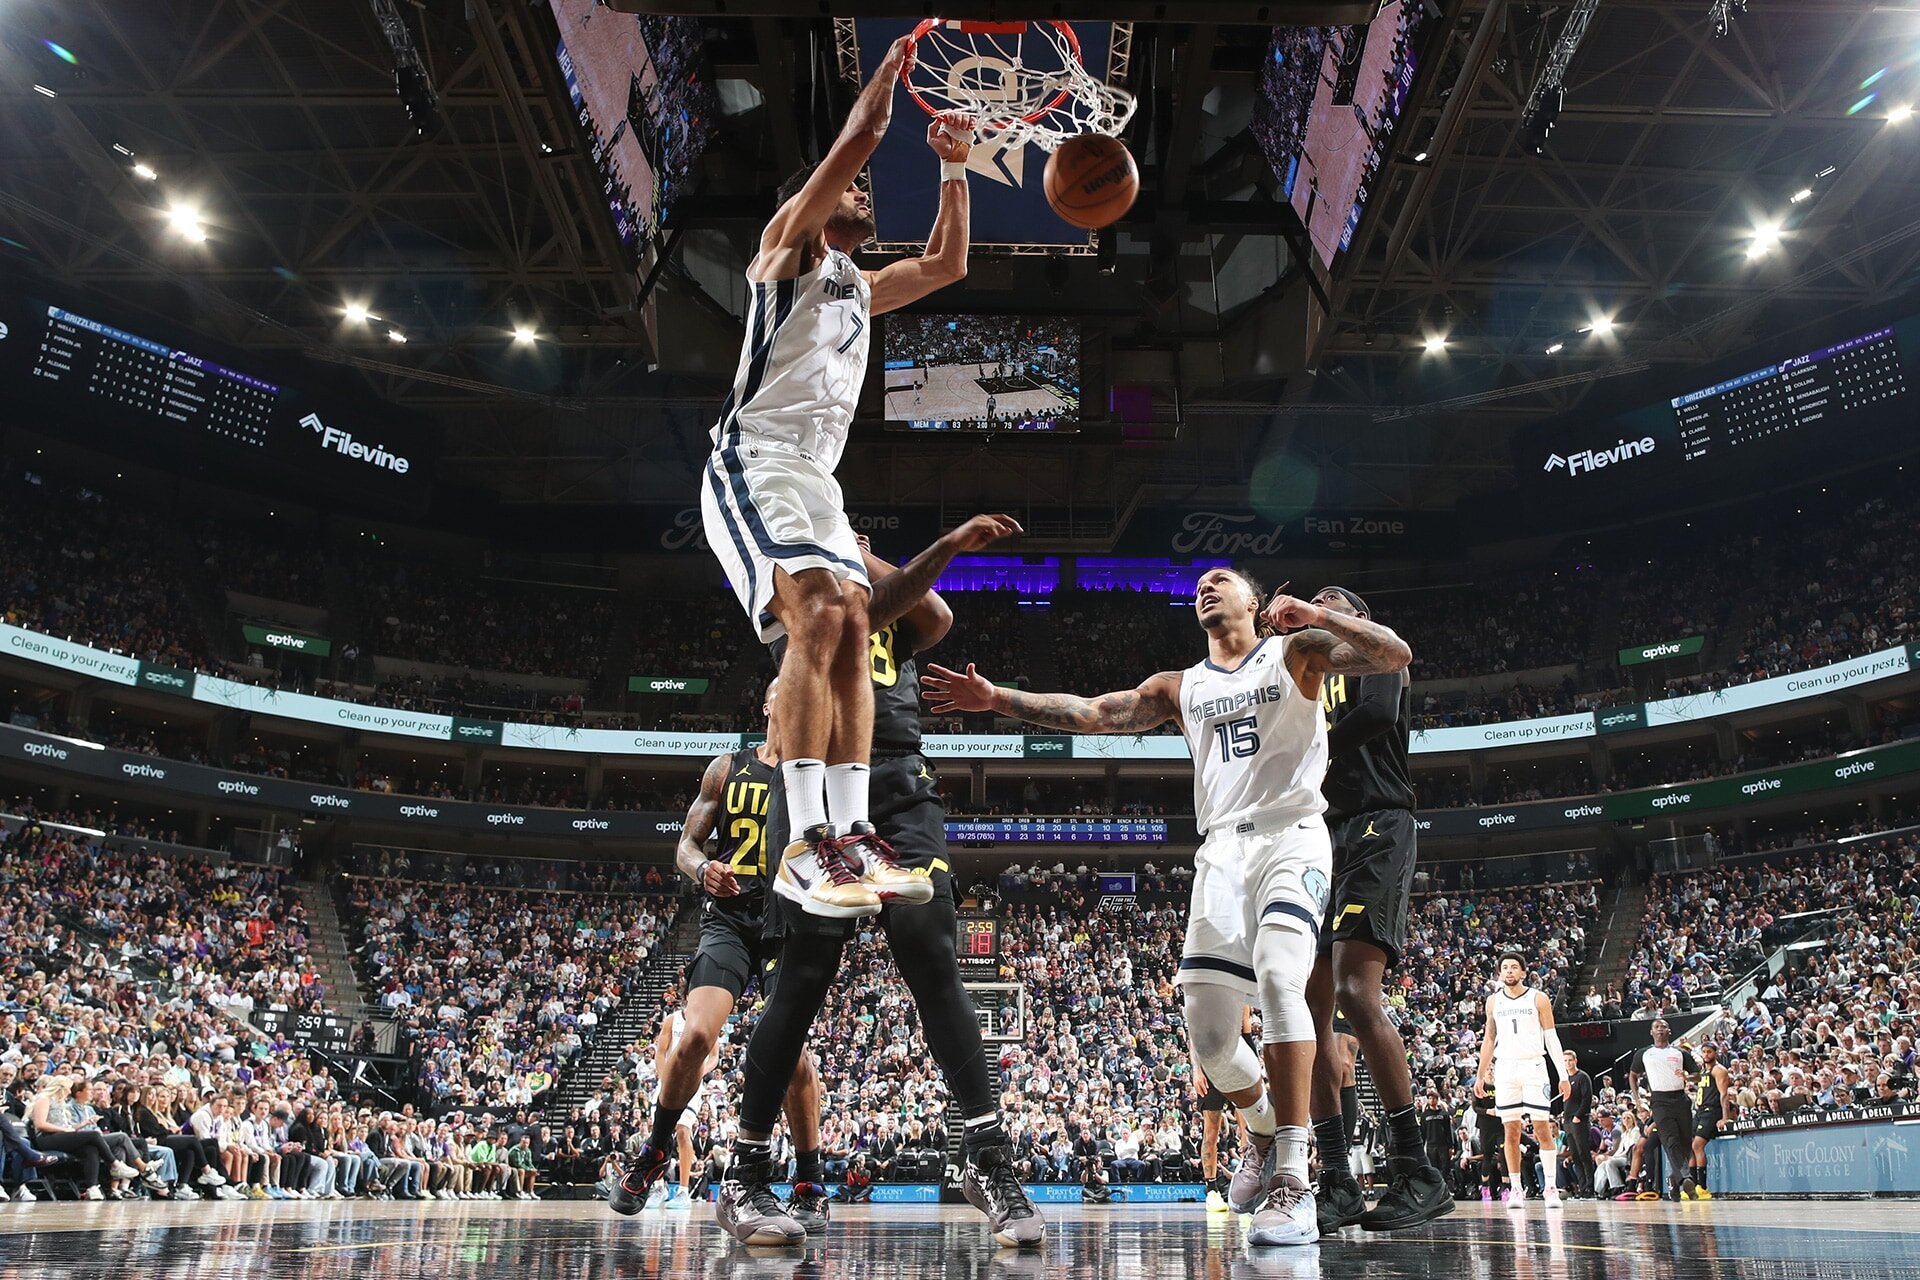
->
<box><xmin>902</xmin><ymin>19</ymin><xmax>1136</xmax><ymax>154</ymax></box>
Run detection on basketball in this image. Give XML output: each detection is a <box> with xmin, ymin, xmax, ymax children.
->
<box><xmin>1044</xmin><ymin>133</ymin><xmax>1139</xmax><ymax>229</ymax></box>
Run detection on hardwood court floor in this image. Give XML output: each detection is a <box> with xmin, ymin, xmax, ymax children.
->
<box><xmin>5</xmin><ymin>1196</ymin><xmax>1920</xmax><ymax>1279</ymax></box>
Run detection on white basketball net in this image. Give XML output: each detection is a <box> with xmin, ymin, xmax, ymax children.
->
<box><xmin>904</xmin><ymin>20</ymin><xmax>1136</xmax><ymax>154</ymax></box>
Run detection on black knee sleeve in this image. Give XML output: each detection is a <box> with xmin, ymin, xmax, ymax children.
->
<box><xmin>741</xmin><ymin>932</ymin><xmax>845</xmax><ymax>1135</ymax></box>
<box><xmin>885</xmin><ymin>896</ymin><xmax>997</xmax><ymax>1121</ymax></box>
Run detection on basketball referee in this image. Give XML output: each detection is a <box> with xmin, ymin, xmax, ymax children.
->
<box><xmin>1305</xmin><ymin>587</ymin><xmax>1451</xmax><ymax>1233</ymax></box>
<box><xmin>1636</xmin><ymin>1020</ymin><xmax>1702</xmax><ymax>1200</ymax></box>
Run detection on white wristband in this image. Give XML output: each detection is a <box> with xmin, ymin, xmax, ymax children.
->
<box><xmin>941</xmin><ymin>160</ymin><xmax>969</xmax><ymax>182</ymax></box>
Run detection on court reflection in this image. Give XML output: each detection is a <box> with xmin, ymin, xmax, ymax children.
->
<box><xmin>4</xmin><ymin>1203</ymin><xmax>1920</xmax><ymax>1280</ymax></box>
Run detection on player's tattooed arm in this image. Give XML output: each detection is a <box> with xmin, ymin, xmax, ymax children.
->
<box><xmin>863</xmin><ymin>514</ymin><xmax>1022</xmax><ymax>638</ymax></box>
<box><xmin>1265</xmin><ymin>595</ymin><xmax>1412</xmax><ymax>675</ymax></box>
<box><xmin>923</xmin><ymin>665</ymin><xmax>1182</xmax><ymax>733</ymax></box>
<box><xmin>676</xmin><ymin>753</ymin><xmax>735</xmax><ymax>893</ymax></box>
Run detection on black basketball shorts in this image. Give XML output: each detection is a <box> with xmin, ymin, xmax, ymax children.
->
<box><xmin>1320</xmin><ymin>808</ymin><xmax>1418</xmax><ymax>967</ymax></box>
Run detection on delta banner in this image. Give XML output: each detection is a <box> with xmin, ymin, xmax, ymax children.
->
<box><xmin>0</xmin><ymin>722</ymin><xmax>683</xmax><ymax>841</ymax></box>
<box><xmin>242</xmin><ymin>624</ymin><xmax>332</xmax><ymax>657</ymax></box>
<box><xmin>628</xmin><ymin>676</ymin><xmax>712</xmax><ymax>696</ymax></box>
<box><xmin>1710</xmin><ymin>1113</ymin><xmax>1920</xmax><ymax>1195</ymax></box>
<box><xmin>1618</xmin><ymin>635</ymin><xmax>1704</xmax><ymax>667</ymax></box>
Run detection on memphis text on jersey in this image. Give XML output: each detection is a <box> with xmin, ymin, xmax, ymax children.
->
<box><xmin>1190</xmin><ymin>681</ymin><xmax>1289</xmax><ymax>722</ymax></box>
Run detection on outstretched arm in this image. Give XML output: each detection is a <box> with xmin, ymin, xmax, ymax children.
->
<box><xmin>1266</xmin><ymin>595</ymin><xmax>1413</xmax><ymax>676</ymax></box>
<box><xmin>757</xmin><ymin>37</ymin><xmax>910</xmax><ymax>275</ymax></box>
<box><xmin>863</xmin><ymin>513</ymin><xmax>1022</xmax><ymax>640</ymax></box>
<box><xmin>868</xmin><ymin>111</ymin><xmax>975</xmax><ymax>314</ymax></box>
<box><xmin>675</xmin><ymin>753</ymin><xmax>737</xmax><ymax>896</ymax></box>
<box><xmin>922</xmin><ymin>664</ymin><xmax>1183</xmax><ymax>734</ymax></box>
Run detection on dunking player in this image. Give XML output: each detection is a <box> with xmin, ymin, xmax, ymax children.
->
<box><xmin>1474</xmin><ymin>952</ymin><xmax>1567</xmax><ymax>1210</ymax></box>
<box><xmin>609</xmin><ymin>686</ymin><xmax>828</xmax><ymax>1230</ymax></box>
<box><xmin>1306</xmin><ymin>587</ymin><xmax>1453</xmax><ymax>1233</ymax></box>
<box><xmin>927</xmin><ymin>567</ymin><xmax>1413</xmax><ymax>1246</ymax></box>
<box><xmin>698</xmin><ymin>31</ymin><xmax>978</xmax><ymax>919</ymax></box>
<box><xmin>714</xmin><ymin>516</ymin><xmax>1044</xmax><ymax>1248</ymax></box>
<box><xmin>1192</xmin><ymin>1005</ymin><xmax>1255</xmax><ymax>1211</ymax></box>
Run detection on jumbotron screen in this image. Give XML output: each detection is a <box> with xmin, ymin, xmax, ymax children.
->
<box><xmin>0</xmin><ymin>286</ymin><xmax>432</xmax><ymax>506</ymax></box>
<box><xmin>546</xmin><ymin>1</ymin><xmax>715</xmax><ymax>251</ymax></box>
<box><xmin>883</xmin><ymin>315</ymin><xmax>1080</xmax><ymax>432</ymax></box>
<box><xmin>1254</xmin><ymin>0</ymin><xmax>1427</xmax><ymax>272</ymax></box>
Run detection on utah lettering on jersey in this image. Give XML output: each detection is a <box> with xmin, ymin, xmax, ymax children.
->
<box><xmin>722</xmin><ymin>763</ymin><xmax>773</xmax><ymax>877</ymax></box>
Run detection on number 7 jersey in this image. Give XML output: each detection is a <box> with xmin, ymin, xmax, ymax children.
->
<box><xmin>1178</xmin><ymin>636</ymin><xmax>1329</xmax><ymax>836</ymax></box>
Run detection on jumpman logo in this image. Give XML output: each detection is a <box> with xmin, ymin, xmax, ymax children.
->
<box><xmin>916</xmin><ymin>763</ymin><xmax>934</xmax><ymax>782</ymax></box>
<box><xmin>1363</xmin><ymin>820</ymin><xmax>1379</xmax><ymax>839</ymax></box>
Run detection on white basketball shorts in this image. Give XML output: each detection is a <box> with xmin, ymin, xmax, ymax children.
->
<box><xmin>702</xmin><ymin>437</ymin><xmax>870</xmax><ymax>643</ymax></box>
<box><xmin>1494</xmin><ymin>1062</ymin><xmax>1555</xmax><ymax>1121</ymax></box>
<box><xmin>1174</xmin><ymin>811</ymin><xmax>1334</xmax><ymax>998</ymax></box>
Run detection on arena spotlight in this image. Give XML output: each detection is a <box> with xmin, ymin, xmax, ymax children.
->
<box><xmin>386</xmin><ymin>328</ymin><xmax>407</xmax><ymax>344</ymax></box>
<box><xmin>1746</xmin><ymin>220</ymin><xmax>1782</xmax><ymax>259</ymax></box>
<box><xmin>342</xmin><ymin>302</ymin><xmax>371</xmax><ymax>324</ymax></box>
<box><xmin>1790</xmin><ymin>187</ymin><xmax>1814</xmax><ymax>203</ymax></box>
<box><xmin>1545</xmin><ymin>341</ymin><xmax>1565</xmax><ymax>355</ymax></box>
<box><xmin>1423</xmin><ymin>334</ymin><xmax>1448</xmax><ymax>353</ymax></box>
<box><xmin>512</xmin><ymin>325</ymin><xmax>539</xmax><ymax>345</ymax></box>
<box><xmin>1589</xmin><ymin>315</ymin><xmax>1615</xmax><ymax>336</ymax></box>
<box><xmin>1890</xmin><ymin>104</ymin><xmax>1914</xmax><ymax>124</ymax></box>
<box><xmin>166</xmin><ymin>201</ymin><xmax>206</xmax><ymax>243</ymax></box>
<box><xmin>131</xmin><ymin>162</ymin><xmax>157</xmax><ymax>182</ymax></box>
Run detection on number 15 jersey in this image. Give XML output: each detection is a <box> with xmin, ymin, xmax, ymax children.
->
<box><xmin>1178</xmin><ymin>637</ymin><xmax>1329</xmax><ymax>836</ymax></box>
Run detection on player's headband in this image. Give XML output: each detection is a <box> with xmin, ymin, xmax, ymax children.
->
<box><xmin>1316</xmin><ymin>586</ymin><xmax>1370</xmax><ymax>619</ymax></box>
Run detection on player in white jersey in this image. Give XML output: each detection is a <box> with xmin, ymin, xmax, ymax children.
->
<box><xmin>1474</xmin><ymin>952</ymin><xmax>1567</xmax><ymax>1210</ymax></box>
<box><xmin>925</xmin><ymin>566</ymin><xmax>1413</xmax><ymax>1246</ymax></box>
<box><xmin>650</xmin><ymin>1004</ymin><xmax>725</xmax><ymax>1208</ymax></box>
<box><xmin>700</xmin><ymin>34</ymin><xmax>985</xmax><ymax>944</ymax></box>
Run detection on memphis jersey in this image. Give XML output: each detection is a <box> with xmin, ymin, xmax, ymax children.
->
<box><xmin>712</xmin><ymin>749</ymin><xmax>775</xmax><ymax>909</ymax></box>
<box><xmin>709</xmin><ymin>249</ymin><xmax>871</xmax><ymax>473</ymax></box>
<box><xmin>1178</xmin><ymin>637</ymin><xmax>1329</xmax><ymax>836</ymax></box>
<box><xmin>1490</xmin><ymin>987</ymin><xmax>1547</xmax><ymax>1068</ymax></box>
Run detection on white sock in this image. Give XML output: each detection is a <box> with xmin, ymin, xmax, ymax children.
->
<box><xmin>825</xmin><ymin>762</ymin><xmax>870</xmax><ymax>828</ymax></box>
<box><xmin>1543</xmin><ymin>1160</ymin><xmax>1557</xmax><ymax>1193</ymax></box>
<box><xmin>1242</xmin><ymin>1094</ymin><xmax>1277</xmax><ymax>1138</ymax></box>
<box><xmin>1272</xmin><ymin>1125</ymin><xmax>1310</xmax><ymax>1184</ymax></box>
<box><xmin>782</xmin><ymin>759</ymin><xmax>828</xmax><ymax>834</ymax></box>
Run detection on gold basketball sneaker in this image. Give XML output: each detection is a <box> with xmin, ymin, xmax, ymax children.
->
<box><xmin>774</xmin><ymin>824</ymin><xmax>881</xmax><ymax>918</ymax></box>
<box><xmin>840</xmin><ymin>822</ymin><xmax>935</xmax><ymax>905</ymax></box>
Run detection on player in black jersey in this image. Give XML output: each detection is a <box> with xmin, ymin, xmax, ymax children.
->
<box><xmin>1689</xmin><ymin>1043</ymin><xmax>1731</xmax><ymax>1198</ymax></box>
<box><xmin>1304</xmin><ymin>587</ymin><xmax>1452</xmax><ymax>1234</ymax></box>
<box><xmin>609</xmin><ymin>688</ymin><xmax>829</xmax><ymax>1229</ymax></box>
<box><xmin>714</xmin><ymin>517</ymin><xmax>1045</xmax><ymax>1250</ymax></box>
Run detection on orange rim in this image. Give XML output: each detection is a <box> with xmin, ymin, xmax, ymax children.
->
<box><xmin>902</xmin><ymin>19</ymin><xmax>1081</xmax><ymax>129</ymax></box>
